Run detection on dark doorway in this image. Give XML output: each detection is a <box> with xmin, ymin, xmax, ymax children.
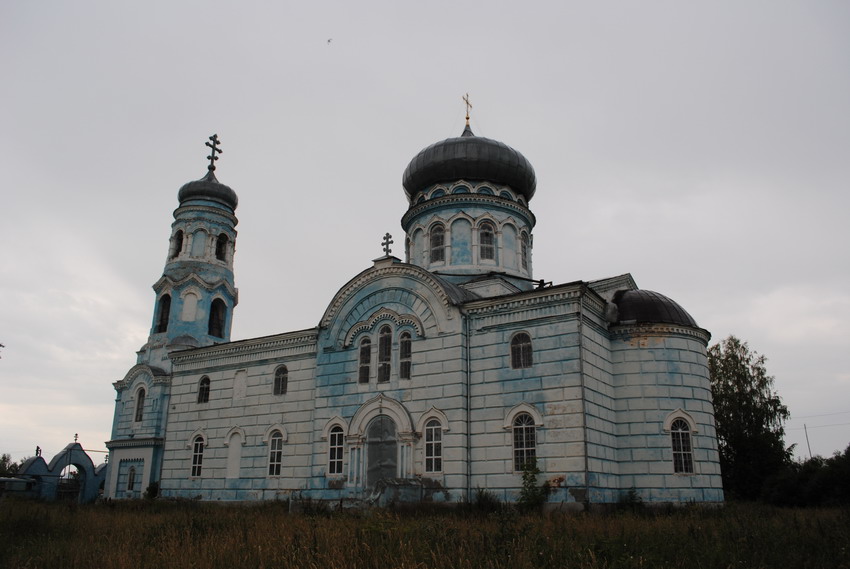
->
<box><xmin>366</xmin><ymin>415</ymin><xmax>397</xmax><ymax>488</ymax></box>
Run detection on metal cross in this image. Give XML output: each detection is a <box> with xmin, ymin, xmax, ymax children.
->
<box><xmin>382</xmin><ymin>233</ymin><xmax>394</xmax><ymax>255</ymax></box>
<box><xmin>205</xmin><ymin>134</ymin><xmax>223</xmax><ymax>171</ymax></box>
<box><xmin>463</xmin><ymin>93</ymin><xmax>473</xmax><ymax>125</ymax></box>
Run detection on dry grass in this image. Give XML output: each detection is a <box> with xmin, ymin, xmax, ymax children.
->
<box><xmin>0</xmin><ymin>501</ymin><xmax>847</xmax><ymax>569</ymax></box>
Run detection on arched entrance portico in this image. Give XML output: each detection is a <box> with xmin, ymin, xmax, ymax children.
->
<box><xmin>346</xmin><ymin>395</ymin><xmax>415</xmax><ymax>492</ymax></box>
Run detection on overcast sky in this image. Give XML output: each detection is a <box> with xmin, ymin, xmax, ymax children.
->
<box><xmin>2</xmin><ymin>1</ymin><xmax>848</xmax><ymax>465</ymax></box>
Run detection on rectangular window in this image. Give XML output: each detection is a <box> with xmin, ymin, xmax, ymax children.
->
<box><xmin>399</xmin><ymin>333</ymin><xmax>412</xmax><ymax>380</ymax></box>
<box><xmin>512</xmin><ymin>414</ymin><xmax>536</xmax><ymax>471</ymax></box>
<box><xmin>424</xmin><ymin>421</ymin><xmax>442</xmax><ymax>473</ymax></box>
<box><xmin>191</xmin><ymin>438</ymin><xmax>204</xmax><ymax>477</ymax></box>
<box><xmin>671</xmin><ymin>420</ymin><xmax>695</xmax><ymax>474</ymax></box>
<box><xmin>378</xmin><ymin>326</ymin><xmax>391</xmax><ymax>383</ymax></box>
<box><xmin>359</xmin><ymin>340</ymin><xmax>371</xmax><ymax>383</ymax></box>
<box><xmin>328</xmin><ymin>427</ymin><xmax>344</xmax><ymax>475</ymax></box>
<box><xmin>430</xmin><ymin>226</ymin><xmax>445</xmax><ymax>263</ymax></box>
<box><xmin>268</xmin><ymin>433</ymin><xmax>283</xmax><ymax>476</ymax></box>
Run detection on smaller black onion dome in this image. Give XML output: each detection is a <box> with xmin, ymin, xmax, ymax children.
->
<box><xmin>402</xmin><ymin>124</ymin><xmax>537</xmax><ymax>202</ymax></box>
<box><xmin>178</xmin><ymin>170</ymin><xmax>238</xmax><ymax>211</ymax></box>
<box><xmin>613</xmin><ymin>290</ymin><xmax>699</xmax><ymax>328</ymax></box>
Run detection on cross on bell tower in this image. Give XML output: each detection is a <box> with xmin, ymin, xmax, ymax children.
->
<box><xmin>205</xmin><ymin>134</ymin><xmax>223</xmax><ymax>172</ymax></box>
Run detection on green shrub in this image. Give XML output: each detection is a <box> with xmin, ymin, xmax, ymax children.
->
<box><xmin>517</xmin><ymin>458</ymin><xmax>550</xmax><ymax>512</ymax></box>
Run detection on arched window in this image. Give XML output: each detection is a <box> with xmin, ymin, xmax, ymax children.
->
<box><xmin>155</xmin><ymin>294</ymin><xmax>171</xmax><ymax>333</ymax></box>
<box><xmin>268</xmin><ymin>431</ymin><xmax>283</xmax><ymax>476</ymax></box>
<box><xmin>208</xmin><ymin>298</ymin><xmax>226</xmax><ymax>338</ymax></box>
<box><xmin>197</xmin><ymin>377</ymin><xmax>210</xmax><ymax>404</ymax></box>
<box><xmin>170</xmin><ymin>230</ymin><xmax>184</xmax><ymax>259</ymax></box>
<box><xmin>127</xmin><ymin>466</ymin><xmax>136</xmax><ymax>492</ymax></box>
<box><xmin>328</xmin><ymin>426</ymin><xmax>344</xmax><ymax>475</ymax></box>
<box><xmin>521</xmin><ymin>233</ymin><xmax>529</xmax><ymax>270</ymax></box>
<box><xmin>274</xmin><ymin>366</ymin><xmax>288</xmax><ymax>395</ymax></box>
<box><xmin>512</xmin><ymin>413</ymin><xmax>536</xmax><ymax>471</ymax></box>
<box><xmin>510</xmin><ymin>333</ymin><xmax>533</xmax><ymax>369</ymax></box>
<box><xmin>358</xmin><ymin>338</ymin><xmax>371</xmax><ymax>383</ymax></box>
<box><xmin>399</xmin><ymin>332</ymin><xmax>412</xmax><ymax>380</ymax></box>
<box><xmin>378</xmin><ymin>325</ymin><xmax>392</xmax><ymax>383</ymax></box>
<box><xmin>671</xmin><ymin>419</ymin><xmax>694</xmax><ymax>474</ymax></box>
<box><xmin>424</xmin><ymin>419</ymin><xmax>442</xmax><ymax>473</ymax></box>
<box><xmin>191</xmin><ymin>436</ymin><xmax>204</xmax><ymax>477</ymax></box>
<box><xmin>134</xmin><ymin>388</ymin><xmax>145</xmax><ymax>423</ymax></box>
<box><xmin>479</xmin><ymin>222</ymin><xmax>495</xmax><ymax>260</ymax></box>
<box><xmin>430</xmin><ymin>224</ymin><xmax>445</xmax><ymax>263</ymax></box>
<box><xmin>215</xmin><ymin>233</ymin><xmax>229</xmax><ymax>261</ymax></box>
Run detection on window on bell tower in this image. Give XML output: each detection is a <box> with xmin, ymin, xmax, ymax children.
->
<box><xmin>155</xmin><ymin>294</ymin><xmax>171</xmax><ymax>333</ymax></box>
<box><xmin>170</xmin><ymin>230</ymin><xmax>184</xmax><ymax>259</ymax></box>
<box><xmin>520</xmin><ymin>233</ymin><xmax>529</xmax><ymax>271</ymax></box>
<box><xmin>215</xmin><ymin>233</ymin><xmax>228</xmax><ymax>261</ymax></box>
<box><xmin>208</xmin><ymin>299</ymin><xmax>226</xmax><ymax>338</ymax></box>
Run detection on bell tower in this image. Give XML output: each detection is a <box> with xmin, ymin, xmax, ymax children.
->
<box><xmin>142</xmin><ymin>134</ymin><xmax>239</xmax><ymax>366</ymax></box>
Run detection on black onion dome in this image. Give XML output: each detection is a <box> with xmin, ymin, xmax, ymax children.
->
<box><xmin>613</xmin><ymin>290</ymin><xmax>699</xmax><ymax>328</ymax></box>
<box><xmin>402</xmin><ymin>124</ymin><xmax>537</xmax><ymax>202</ymax></box>
<box><xmin>178</xmin><ymin>170</ymin><xmax>239</xmax><ymax>211</ymax></box>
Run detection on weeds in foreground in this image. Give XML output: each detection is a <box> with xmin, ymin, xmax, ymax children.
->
<box><xmin>0</xmin><ymin>501</ymin><xmax>847</xmax><ymax>569</ymax></box>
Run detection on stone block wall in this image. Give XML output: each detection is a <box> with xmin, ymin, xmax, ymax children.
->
<box><xmin>611</xmin><ymin>325</ymin><xmax>723</xmax><ymax>503</ymax></box>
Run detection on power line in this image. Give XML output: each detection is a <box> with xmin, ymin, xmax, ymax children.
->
<box><xmin>790</xmin><ymin>410</ymin><xmax>850</xmax><ymax>420</ymax></box>
<box><xmin>787</xmin><ymin>422</ymin><xmax>850</xmax><ymax>431</ymax></box>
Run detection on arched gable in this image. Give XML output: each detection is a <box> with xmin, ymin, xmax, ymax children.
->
<box><xmin>114</xmin><ymin>364</ymin><xmax>169</xmax><ymax>392</ymax></box>
<box><xmin>224</xmin><ymin>426</ymin><xmax>247</xmax><ymax>445</ymax></box>
<box><xmin>663</xmin><ymin>409</ymin><xmax>699</xmax><ymax>433</ymax></box>
<box><xmin>262</xmin><ymin>424</ymin><xmax>288</xmax><ymax>443</ymax></box>
<box><xmin>503</xmin><ymin>402</ymin><xmax>544</xmax><ymax>429</ymax></box>
<box><xmin>349</xmin><ymin>394</ymin><xmax>413</xmax><ymax>436</ymax></box>
<box><xmin>320</xmin><ymin>263</ymin><xmax>464</xmax><ymax>348</ymax></box>
<box><xmin>187</xmin><ymin>428</ymin><xmax>208</xmax><ymax>447</ymax></box>
<box><xmin>344</xmin><ymin>308</ymin><xmax>425</xmax><ymax>347</ymax></box>
<box><xmin>416</xmin><ymin>407</ymin><xmax>450</xmax><ymax>433</ymax></box>
<box><xmin>321</xmin><ymin>416</ymin><xmax>348</xmax><ymax>440</ymax></box>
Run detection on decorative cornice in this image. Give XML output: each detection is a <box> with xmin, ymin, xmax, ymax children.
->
<box><xmin>173</xmin><ymin>205</ymin><xmax>238</xmax><ymax>225</ymax></box>
<box><xmin>609</xmin><ymin>322</ymin><xmax>711</xmax><ymax>345</ymax></box>
<box><xmin>152</xmin><ymin>273</ymin><xmax>238</xmax><ymax>300</ymax></box>
<box><xmin>105</xmin><ymin>437</ymin><xmax>164</xmax><ymax>449</ymax></box>
<box><xmin>463</xmin><ymin>283</ymin><xmax>583</xmax><ymax>315</ymax></box>
<box><xmin>113</xmin><ymin>364</ymin><xmax>170</xmax><ymax>391</ymax></box>
<box><xmin>344</xmin><ymin>308</ymin><xmax>425</xmax><ymax>347</ymax></box>
<box><xmin>320</xmin><ymin>264</ymin><xmax>456</xmax><ymax>329</ymax></box>
<box><xmin>401</xmin><ymin>192</ymin><xmax>535</xmax><ymax>231</ymax></box>
<box><xmin>170</xmin><ymin>329</ymin><xmax>318</xmax><ymax>372</ymax></box>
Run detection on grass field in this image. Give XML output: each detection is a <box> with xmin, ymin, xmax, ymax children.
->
<box><xmin>0</xmin><ymin>501</ymin><xmax>847</xmax><ymax>568</ymax></box>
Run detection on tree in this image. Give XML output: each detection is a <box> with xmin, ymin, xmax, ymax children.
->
<box><xmin>0</xmin><ymin>453</ymin><xmax>20</xmax><ymax>475</ymax></box>
<box><xmin>708</xmin><ymin>335</ymin><xmax>792</xmax><ymax>500</ymax></box>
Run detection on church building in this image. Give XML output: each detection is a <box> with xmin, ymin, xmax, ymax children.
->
<box><xmin>105</xmin><ymin>122</ymin><xmax>724</xmax><ymax>507</ymax></box>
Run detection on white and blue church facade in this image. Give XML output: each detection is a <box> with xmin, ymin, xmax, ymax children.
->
<box><xmin>105</xmin><ymin>126</ymin><xmax>724</xmax><ymax>507</ymax></box>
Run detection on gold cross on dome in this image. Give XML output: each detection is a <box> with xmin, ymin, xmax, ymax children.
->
<box><xmin>463</xmin><ymin>93</ymin><xmax>473</xmax><ymax>125</ymax></box>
